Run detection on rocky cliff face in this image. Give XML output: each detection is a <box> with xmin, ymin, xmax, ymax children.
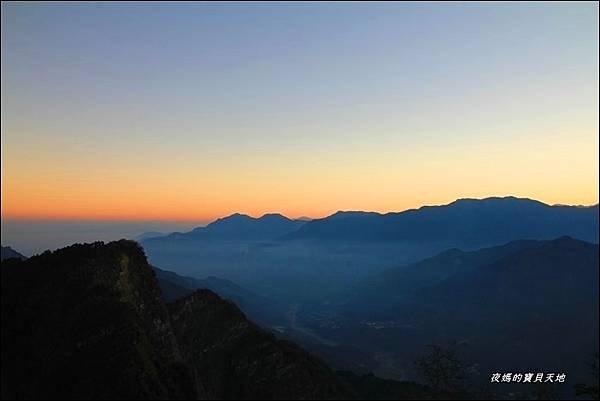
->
<box><xmin>1</xmin><ymin>240</ymin><xmax>353</xmax><ymax>400</ymax></box>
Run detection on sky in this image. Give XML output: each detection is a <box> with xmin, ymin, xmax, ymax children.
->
<box><xmin>1</xmin><ymin>1</ymin><xmax>599</xmax><ymax>222</ymax></box>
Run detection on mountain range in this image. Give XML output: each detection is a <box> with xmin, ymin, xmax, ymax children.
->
<box><xmin>140</xmin><ymin>196</ymin><xmax>599</xmax><ymax>311</ymax></box>
<box><xmin>284</xmin><ymin>197</ymin><xmax>598</xmax><ymax>247</ymax></box>
<box><xmin>144</xmin><ymin>197</ymin><xmax>598</xmax><ymax>246</ymax></box>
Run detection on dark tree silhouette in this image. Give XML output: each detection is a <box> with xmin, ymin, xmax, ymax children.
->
<box><xmin>414</xmin><ymin>342</ymin><xmax>467</xmax><ymax>395</ymax></box>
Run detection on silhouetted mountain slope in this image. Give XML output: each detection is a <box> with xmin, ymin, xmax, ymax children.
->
<box><xmin>1</xmin><ymin>240</ymin><xmax>355</xmax><ymax>400</ymax></box>
<box><xmin>407</xmin><ymin>237</ymin><xmax>600</xmax><ymax>382</ymax></box>
<box><xmin>334</xmin><ymin>237</ymin><xmax>599</xmax><ymax>389</ymax></box>
<box><xmin>1</xmin><ymin>246</ymin><xmax>26</xmax><ymax>261</ymax></box>
<box><xmin>170</xmin><ymin>290</ymin><xmax>356</xmax><ymax>399</ymax></box>
<box><xmin>154</xmin><ymin>266</ymin><xmax>284</xmax><ymax>325</ymax></box>
<box><xmin>347</xmin><ymin>236</ymin><xmax>599</xmax><ymax>317</ymax></box>
<box><xmin>150</xmin><ymin>213</ymin><xmax>305</xmax><ymax>242</ymax></box>
<box><xmin>413</xmin><ymin>236</ymin><xmax>599</xmax><ymax>318</ymax></box>
<box><xmin>157</xmin><ymin>273</ymin><xmax>195</xmax><ymax>302</ymax></box>
<box><xmin>285</xmin><ymin>197</ymin><xmax>599</xmax><ymax>246</ymax></box>
<box><xmin>351</xmin><ymin>239</ymin><xmax>543</xmax><ymax>306</ymax></box>
<box><xmin>154</xmin><ymin>266</ymin><xmax>255</xmax><ymax>302</ymax></box>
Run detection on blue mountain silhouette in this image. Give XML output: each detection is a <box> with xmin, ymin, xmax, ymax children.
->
<box><xmin>284</xmin><ymin>196</ymin><xmax>598</xmax><ymax>247</ymax></box>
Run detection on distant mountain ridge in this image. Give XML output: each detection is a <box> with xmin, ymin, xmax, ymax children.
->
<box><xmin>143</xmin><ymin>197</ymin><xmax>598</xmax><ymax>246</ymax></box>
<box><xmin>284</xmin><ymin>196</ymin><xmax>599</xmax><ymax>246</ymax></box>
<box><xmin>147</xmin><ymin>212</ymin><xmax>305</xmax><ymax>242</ymax></box>
<box><xmin>135</xmin><ymin>231</ymin><xmax>168</xmax><ymax>241</ymax></box>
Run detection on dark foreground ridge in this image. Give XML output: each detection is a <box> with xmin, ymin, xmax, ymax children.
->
<box><xmin>169</xmin><ymin>290</ymin><xmax>352</xmax><ymax>399</ymax></box>
<box><xmin>0</xmin><ymin>240</ymin><xmax>354</xmax><ymax>399</ymax></box>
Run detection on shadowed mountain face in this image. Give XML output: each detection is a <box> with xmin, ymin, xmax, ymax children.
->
<box><xmin>311</xmin><ymin>237</ymin><xmax>599</xmax><ymax>391</ymax></box>
<box><xmin>155</xmin><ymin>266</ymin><xmax>252</xmax><ymax>302</ymax></box>
<box><xmin>169</xmin><ymin>290</ymin><xmax>355</xmax><ymax>400</ymax></box>
<box><xmin>285</xmin><ymin>197</ymin><xmax>599</xmax><ymax>246</ymax></box>
<box><xmin>405</xmin><ymin>237</ymin><xmax>600</xmax><ymax>385</ymax></box>
<box><xmin>154</xmin><ymin>266</ymin><xmax>286</xmax><ymax>326</ymax></box>
<box><xmin>345</xmin><ymin>239</ymin><xmax>545</xmax><ymax>309</ymax></box>
<box><xmin>0</xmin><ymin>240</ymin><xmax>354</xmax><ymax>400</ymax></box>
<box><xmin>347</xmin><ymin>237</ymin><xmax>599</xmax><ymax>318</ymax></box>
<box><xmin>0</xmin><ymin>246</ymin><xmax>26</xmax><ymax>261</ymax></box>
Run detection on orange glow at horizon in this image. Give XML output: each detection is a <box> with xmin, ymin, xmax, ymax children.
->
<box><xmin>2</xmin><ymin>128</ymin><xmax>598</xmax><ymax>223</ymax></box>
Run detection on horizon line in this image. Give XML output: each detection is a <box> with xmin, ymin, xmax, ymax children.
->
<box><xmin>2</xmin><ymin>195</ymin><xmax>598</xmax><ymax>224</ymax></box>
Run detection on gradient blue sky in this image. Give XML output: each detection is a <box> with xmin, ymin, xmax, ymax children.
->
<box><xmin>2</xmin><ymin>2</ymin><xmax>598</xmax><ymax>221</ymax></box>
